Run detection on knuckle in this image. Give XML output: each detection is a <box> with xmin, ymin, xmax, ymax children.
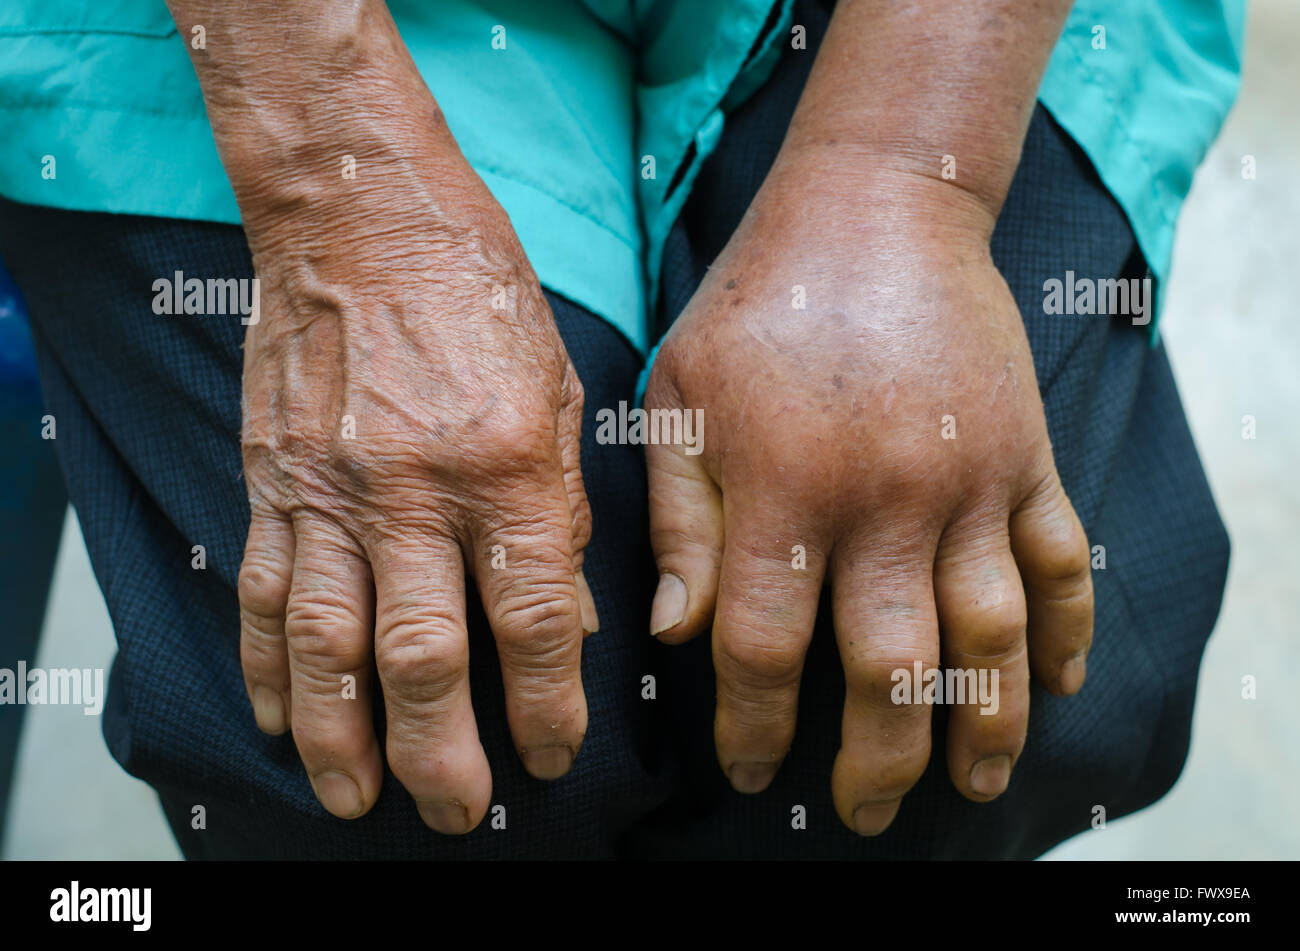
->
<box><xmin>493</xmin><ymin>511</ymin><xmax>574</xmax><ymax>553</ymax></box>
<box><xmin>238</xmin><ymin>557</ymin><xmax>291</xmax><ymax>617</ymax></box>
<box><xmin>493</xmin><ymin>433</ymin><xmax>555</xmax><ymax>476</ymax></box>
<box><xmin>476</xmin><ymin>404</ymin><xmax>556</xmax><ymax>469</ymax></box>
<box><xmin>848</xmin><ymin>645</ymin><xmax>941</xmax><ymax>710</ymax></box>
<box><xmin>717</xmin><ymin>628</ymin><xmax>804</xmax><ymax>685</ymax></box>
<box><xmin>284</xmin><ymin>599</ymin><xmax>368</xmax><ymax>670</ymax></box>
<box><xmin>1038</xmin><ymin>585</ymin><xmax>1095</xmax><ymax>654</ymax></box>
<box><xmin>717</xmin><ymin>686</ymin><xmax>797</xmax><ymax>742</ymax></box>
<box><xmin>239</xmin><ymin>627</ymin><xmax>285</xmax><ymax>673</ymax></box>
<box><xmin>508</xmin><ymin>668</ymin><xmax>581</xmax><ymax>720</ymax></box>
<box><xmin>377</xmin><ymin>622</ymin><xmax>468</xmax><ymax>689</ymax></box>
<box><xmin>649</xmin><ymin>514</ymin><xmax>725</xmax><ymax>563</ymax></box>
<box><xmin>493</xmin><ymin>584</ymin><xmax>580</xmax><ymax>651</ymax></box>
<box><xmin>1043</xmin><ymin>577</ymin><xmax>1095</xmax><ymax>617</ymax></box>
<box><xmin>960</xmin><ymin>594</ymin><xmax>1027</xmax><ymax>658</ymax></box>
<box><xmin>1037</xmin><ymin>531</ymin><xmax>1091</xmax><ymax>582</ymax></box>
<box><xmin>1023</xmin><ymin>493</ymin><xmax>1091</xmax><ymax>582</ymax></box>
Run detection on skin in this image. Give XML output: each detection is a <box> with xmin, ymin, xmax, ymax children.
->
<box><xmin>168</xmin><ymin>0</ymin><xmax>597</xmax><ymax>832</ymax></box>
<box><xmin>645</xmin><ymin>0</ymin><xmax>1094</xmax><ymax>835</ymax></box>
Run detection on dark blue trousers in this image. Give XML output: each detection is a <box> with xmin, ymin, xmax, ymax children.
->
<box><xmin>0</xmin><ymin>3</ymin><xmax>1227</xmax><ymax>858</ymax></box>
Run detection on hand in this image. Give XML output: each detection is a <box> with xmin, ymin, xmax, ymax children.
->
<box><xmin>238</xmin><ymin>166</ymin><xmax>597</xmax><ymax>832</ymax></box>
<box><xmin>644</xmin><ymin>155</ymin><xmax>1093</xmax><ymax>835</ymax></box>
<box><xmin>186</xmin><ymin>2</ymin><xmax>599</xmax><ymax>832</ymax></box>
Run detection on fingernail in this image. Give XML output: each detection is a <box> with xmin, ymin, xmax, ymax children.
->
<box><xmin>970</xmin><ymin>754</ymin><xmax>1013</xmax><ymax>797</ymax></box>
<box><xmin>312</xmin><ymin>769</ymin><xmax>364</xmax><ymax>819</ymax></box>
<box><xmin>417</xmin><ymin>799</ymin><xmax>471</xmax><ymax>835</ymax></box>
<box><xmin>252</xmin><ymin>685</ymin><xmax>286</xmax><ymax>734</ymax></box>
<box><xmin>727</xmin><ymin>761</ymin><xmax>778</xmax><ymax>794</ymax></box>
<box><xmin>650</xmin><ymin>572</ymin><xmax>687</xmax><ymax>636</ymax></box>
<box><xmin>1060</xmin><ymin>653</ymin><xmax>1087</xmax><ymax>693</ymax></box>
<box><xmin>523</xmin><ymin>744</ymin><xmax>574</xmax><ymax>780</ymax></box>
<box><xmin>575</xmin><ymin>570</ymin><xmax>600</xmax><ymax>634</ymax></box>
<box><xmin>853</xmin><ymin>798</ymin><xmax>902</xmax><ymax>836</ymax></box>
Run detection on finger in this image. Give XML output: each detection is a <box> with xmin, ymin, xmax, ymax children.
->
<box><xmin>712</xmin><ymin>505</ymin><xmax>823</xmax><ymax>794</ymax></box>
<box><xmin>369</xmin><ymin>530</ymin><xmax>492</xmax><ymax>834</ymax></box>
<box><xmin>1011</xmin><ymin>472</ymin><xmax>1094</xmax><ymax>695</ymax></box>
<box><xmin>933</xmin><ymin>515</ymin><xmax>1030</xmax><ymax>802</ymax></box>
<box><xmin>646</xmin><ymin>423</ymin><xmax>723</xmax><ymax>643</ymax></box>
<box><xmin>283</xmin><ymin>512</ymin><xmax>383</xmax><ymax>820</ymax></box>
<box><xmin>239</xmin><ymin>503</ymin><xmax>295</xmax><ymax>735</ymax></box>
<box><xmin>473</xmin><ymin>479</ymin><xmax>588</xmax><ymax>781</ymax></box>
<box><xmin>830</xmin><ymin>537</ymin><xmax>939</xmax><ymax>836</ymax></box>
<box><xmin>557</xmin><ymin>366</ymin><xmax>598</xmax><ymax>635</ymax></box>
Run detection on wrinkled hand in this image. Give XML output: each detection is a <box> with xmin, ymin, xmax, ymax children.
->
<box><xmin>645</xmin><ymin>157</ymin><xmax>1093</xmax><ymax>835</ymax></box>
<box><xmin>236</xmin><ymin>157</ymin><xmax>597</xmax><ymax>833</ymax></box>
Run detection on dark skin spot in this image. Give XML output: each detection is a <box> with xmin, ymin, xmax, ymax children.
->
<box><xmin>831</xmin><ymin>374</ymin><xmax>844</xmax><ymax>391</ymax></box>
<box><xmin>730</xmin><ymin>296</ymin><xmax>744</xmax><ymax>307</ymax></box>
<box><xmin>724</xmin><ymin>278</ymin><xmax>738</xmax><ymax>290</ymax></box>
<box><xmin>330</xmin><ymin>446</ymin><xmax>371</xmax><ymax>495</ymax></box>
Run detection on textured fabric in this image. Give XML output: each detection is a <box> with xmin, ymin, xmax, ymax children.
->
<box><xmin>0</xmin><ymin>0</ymin><xmax>1243</xmax><ymax>346</ymax></box>
<box><xmin>0</xmin><ymin>0</ymin><xmax>1228</xmax><ymax>860</ymax></box>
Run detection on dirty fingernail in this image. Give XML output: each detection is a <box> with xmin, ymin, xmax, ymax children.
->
<box><xmin>417</xmin><ymin>799</ymin><xmax>471</xmax><ymax>834</ymax></box>
<box><xmin>970</xmin><ymin>754</ymin><xmax>1013</xmax><ymax>798</ymax></box>
<box><xmin>312</xmin><ymin>769</ymin><xmax>364</xmax><ymax>819</ymax></box>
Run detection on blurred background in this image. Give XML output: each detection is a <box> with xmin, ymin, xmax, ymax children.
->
<box><xmin>2</xmin><ymin>0</ymin><xmax>1297</xmax><ymax>860</ymax></box>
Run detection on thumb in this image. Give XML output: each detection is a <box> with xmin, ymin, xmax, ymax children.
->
<box><xmin>645</xmin><ymin>395</ymin><xmax>723</xmax><ymax>644</ymax></box>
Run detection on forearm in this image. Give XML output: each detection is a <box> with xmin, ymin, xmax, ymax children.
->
<box><xmin>164</xmin><ymin>0</ymin><xmax>481</xmax><ymax>238</ymax></box>
<box><xmin>779</xmin><ymin>0</ymin><xmax>1074</xmax><ymax>227</ymax></box>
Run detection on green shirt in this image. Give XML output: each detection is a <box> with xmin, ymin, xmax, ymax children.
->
<box><xmin>0</xmin><ymin>0</ymin><xmax>1245</xmax><ymax>349</ymax></box>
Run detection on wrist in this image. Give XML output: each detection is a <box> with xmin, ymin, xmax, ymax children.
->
<box><xmin>756</xmin><ymin>144</ymin><xmax>1002</xmax><ymax>248</ymax></box>
<box><xmin>770</xmin><ymin>0</ymin><xmax>1072</xmax><ymax>230</ymax></box>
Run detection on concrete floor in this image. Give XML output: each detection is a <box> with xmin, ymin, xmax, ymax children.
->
<box><xmin>3</xmin><ymin>0</ymin><xmax>1297</xmax><ymax>861</ymax></box>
